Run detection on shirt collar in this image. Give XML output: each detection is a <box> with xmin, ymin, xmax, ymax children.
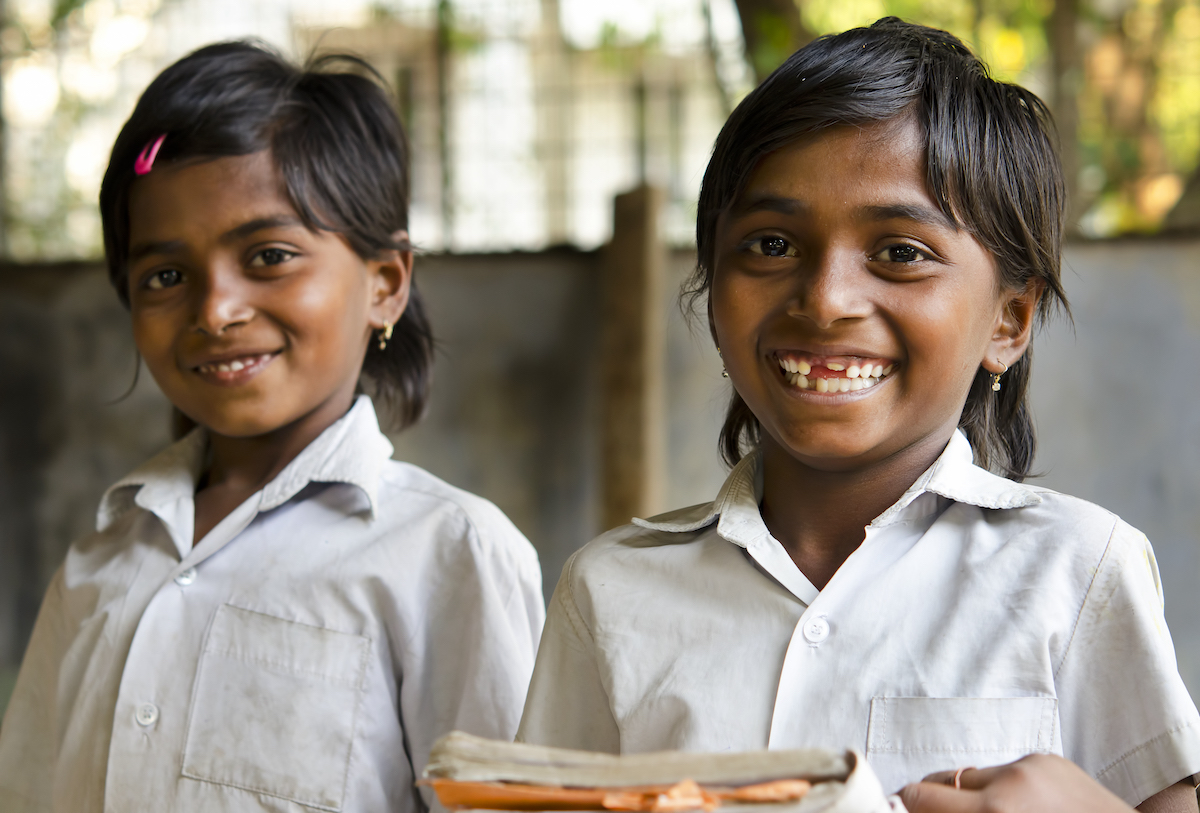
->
<box><xmin>97</xmin><ymin>395</ymin><xmax>395</xmax><ymax>536</ymax></box>
<box><xmin>632</xmin><ymin>429</ymin><xmax>1042</xmax><ymax>545</ymax></box>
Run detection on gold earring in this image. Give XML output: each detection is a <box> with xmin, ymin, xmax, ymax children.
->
<box><xmin>718</xmin><ymin>347</ymin><xmax>728</xmax><ymax>378</ymax></box>
<box><xmin>991</xmin><ymin>360</ymin><xmax>1008</xmax><ymax>392</ymax></box>
<box><xmin>378</xmin><ymin>321</ymin><xmax>394</xmax><ymax>351</ymax></box>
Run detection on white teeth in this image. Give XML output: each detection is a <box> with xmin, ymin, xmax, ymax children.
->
<box><xmin>783</xmin><ymin>359</ymin><xmax>896</xmax><ymax>393</ymax></box>
<box><xmin>230</xmin><ymin>360</ymin><xmax>245</xmax><ymax>371</ymax></box>
<box><xmin>217</xmin><ymin>363</ymin><xmax>231</xmax><ymax>372</ymax></box>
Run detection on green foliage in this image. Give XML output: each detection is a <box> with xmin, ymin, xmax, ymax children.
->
<box><xmin>746</xmin><ymin>10</ymin><xmax>803</xmax><ymax>78</ymax></box>
<box><xmin>782</xmin><ymin>0</ymin><xmax>1200</xmax><ymax>233</ymax></box>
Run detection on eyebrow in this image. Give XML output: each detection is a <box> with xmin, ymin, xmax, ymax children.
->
<box><xmin>730</xmin><ymin>195</ymin><xmax>808</xmax><ymax>217</ymax></box>
<box><xmin>728</xmin><ymin>195</ymin><xmax>959</xmax><ymax>232</ymax></box>
<box><xmin>858</xmin><ymin>203</ymin><xmax>959</xmax><ymax>232</ymax></box>
<box><xmin>128</xmin><ymin>215</ymin><xmax>308</xmax><ymax>261</ymax></box>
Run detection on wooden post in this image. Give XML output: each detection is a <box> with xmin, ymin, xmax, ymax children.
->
<box><xmin>600</xmin><ymin>184</ymin><xmax>667</xmax><ymax>531</ymax></box>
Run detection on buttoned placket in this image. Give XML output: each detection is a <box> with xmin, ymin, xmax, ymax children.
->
<box><xmin>764</xmin><ymin>499</ymin><xmax>945</xmax><ymax>750</ymax></box>
<box><xmin>103</xmin><ymin>491</ymin><xmax>265</xmax><ymax>812</ymax></box>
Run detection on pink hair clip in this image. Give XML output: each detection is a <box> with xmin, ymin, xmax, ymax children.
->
<box><xmin>134</xmin><ymin>134</ymin><xmax>166</xmax><ymax>175</ymax></box>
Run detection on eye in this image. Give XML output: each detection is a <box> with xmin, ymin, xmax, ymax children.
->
<box><xmin>875</xmin><ymin>243</ymin><xmax>929</xmax><ymax>263</ymax></box>
<box><xmin>144</xmin><ymin>268</ymin><xmax>183</xmax><ymax>290</ymax></box>
<box><xmin>747</xmin><ymin>236</ymin><xmax>797</xmax><ymax>258</ymax></box>
<box><xmin>249</xmin><ymin>247</ymin><xmax>296</xmax><ymax>267</ymax></box>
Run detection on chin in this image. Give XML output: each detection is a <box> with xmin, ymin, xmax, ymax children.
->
<box><xmin>774</xmin><ymin>432</ymin><xmax>887</xmax><ymax>470</ymax></box>
<box><xmin>179</xmin><ymin>403</ymin><xmax>291</xmax><ymax>439</ymax></box>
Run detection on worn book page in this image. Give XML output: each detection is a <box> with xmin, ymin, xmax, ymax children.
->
<box><xmin>425</xmin><ymin>732</ymin><xmax>851</xmax><ymax>788</ymax></box>
<box><xmin>422</xmin><ymin>733</ymin><xmax>905</xmax><ymax>813</ymax></box>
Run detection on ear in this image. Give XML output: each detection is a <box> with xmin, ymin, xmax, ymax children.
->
<box><xmin>983</xmin><ymin>278</ymin><xmax>1044</xmax><ymax>373</ymax></box>
<box><xmin>706</xmin><ymin>296</ymin><xmax>719</xmax><ymax>347</ymax></box>
<box><xmin>366</xmin><ymin>230</ymin><xmax>413</xmax><ymax>331</ymax></box>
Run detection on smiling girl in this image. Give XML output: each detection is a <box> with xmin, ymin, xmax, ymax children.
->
<box><xmin>517</xmin><ymin>18</ymin><xmax>1200</xmax><ymax>812</ymax></box>
<box><xmin>0</xmin><ymin>43</ymin><xmax>543</xmax><ymax>813</ymax></box>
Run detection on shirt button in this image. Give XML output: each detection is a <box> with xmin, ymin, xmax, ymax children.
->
<box><xmin>803</xmin><ymin>616</ymin><xmax>830</xmax><ymax>644</ymax></box>
<box><xmin>135</xmin><ymin>703</ymin><xmax>159</xmax><ymax>727</ymax></box>
<box><xmin>174</xmin><ymin>567</ymin><xmax>197</xmax><ymax>586</ymax></box>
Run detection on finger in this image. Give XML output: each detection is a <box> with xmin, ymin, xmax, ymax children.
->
<box><xmin>953</xmin><ymin>766</ymin><xmax>1008</xmax><ymax>791</ymax></box>
<box><xmin>920</xmin><ymin>765</ymin><xmax>1011</xmax><ymax>790</ymax></box>
<box><xmin>898</xmin><ymin>782</ymin><xmax>984</xmax><ymax>813</ymax></box>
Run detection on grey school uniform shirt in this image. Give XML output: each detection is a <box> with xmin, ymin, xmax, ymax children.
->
<box><xmin>0</xmin><ymin>395</ymin><xmax>545</xmax><ymax>813</ymax></box>
<box><xmin>518</xmin><ymin>430</ymin><xmax>1200</xmax><ymax>806</ymax></box>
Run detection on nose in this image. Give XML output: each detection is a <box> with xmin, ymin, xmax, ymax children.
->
<box><xmin>191</xmin><ymin>265</ymin><xmax>254</xmax><ymax>336</ymax></box>
<box><xmin>786</xmin><ymin>248</ymin><xmax>871</xmax><ymax>329</ymax></box>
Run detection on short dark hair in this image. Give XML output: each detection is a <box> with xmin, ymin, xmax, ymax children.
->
<box><xmin>687</xmin><ymin>17</ymin><xmax>1069</xmax><ymax>481</ymax></box>
<box><xmin>100</xmin><ymin>40</ymin><xmax>433</xmax><ymax>429</ymax></box>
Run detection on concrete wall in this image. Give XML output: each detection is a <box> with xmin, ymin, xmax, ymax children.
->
<box><xmin>1</xmin><ymin>238</ymin><xmax>1197</xmax><ymax>721</ymax></box>
<box><xmin>1029</xmin><ymin>238</ymin><xmax>1200</xmax><ymax>700</ymax></box>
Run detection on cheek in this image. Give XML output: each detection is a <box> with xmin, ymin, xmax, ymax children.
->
<box><xmin>129</xmin><ymin>307</ymin><xmax>174</xmax><ymax>364</ymax></box>
<box><xmin>282</xmin><ymin>273</ymin><xmax>371</xmax><ymax>346</ymax></box>
<box><xmin>710</xmin><ymin>273</ymin><xmax>754</xmax><ymax>349</ymax></box>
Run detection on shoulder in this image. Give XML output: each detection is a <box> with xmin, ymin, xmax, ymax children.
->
<box><xmin>570</xmin><ymin>501</ymin><xmax>716</xmax><ymax>567</ymax></box>
<box><xmin>971</xmin><ymin>484</ymin><xmax>1156</xmax><ymax>605</ymax></box>
<box><xmin>558</xmin><ymin>502</ymin><xmax>724</xmax><ymax>610</ymax></box>
<box><xmin>373</xmin><ymin>459</ymin><xmax>539</xmax><ymax>568</ymax></box>
<box><xmin>999</xmin><ymin>484</ymin><xmax>1140</xmax><ymax>553</ymax></box>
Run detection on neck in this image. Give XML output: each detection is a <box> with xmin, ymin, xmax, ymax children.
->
<box><xmin>204</xmin><ymin>393</ymin><xmax>357</xmax><ymax>499</ymax></box>
<box><xmin>758</xmin><ymin>429</ymin><xmax>954</xmax><ymax>590</ymax></box>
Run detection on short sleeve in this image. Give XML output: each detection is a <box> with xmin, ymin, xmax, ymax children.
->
<box><xmin>397</xmin><ymin>507</ymin><xmax>545</xmax><ymax>812</ymax></box>
<box><xmin>0</xmin><ymin>565</ymin><xmax>81</xmax><ymax>812</ymax></box>
<box><xmin>517</xmin><ymin>554</ymin><xmax>621</xmax><ymax>753</ymax></box>
<box><xmin>1054</xmin><ymin>519</ymin><xmax>1200</xmax><ymax>806</ymax></box>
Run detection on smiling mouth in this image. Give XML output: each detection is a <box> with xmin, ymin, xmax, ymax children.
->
<box><xmin>193</xmin><ymin>352</ymin><xmax>278</xmax><ymax>383</ymax></box>
<box><xmin>776</xmin><ymin>354</ymin><xmax>896</xmax><ymax>393</ymax></box>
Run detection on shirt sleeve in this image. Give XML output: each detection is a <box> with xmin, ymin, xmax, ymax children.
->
<box><xmin>0</xmin><ymin>565</ymin><xmax>82</xmax><ymax>812</ymax></box>
<box><xmin>397</xmin><ymin>506</ymin><xmax>545</xmax><ymax>812</ymax></box>
<box><xmin>516</xmin><ymin>552</ymin><xmax>621</xmax><ymax>753</ymax></box>
<box><xmin>1054</xmin><ymin>519</ymin><xmax>1200</xmax><ymax>807</ymax></box>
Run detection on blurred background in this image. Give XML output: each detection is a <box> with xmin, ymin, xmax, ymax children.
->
<box><xmin>0</xmin><ymin>0</ymin><xmax>1198</xmax><ymax>722</ymax></box>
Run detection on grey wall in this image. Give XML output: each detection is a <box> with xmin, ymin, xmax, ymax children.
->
<box><xmin>1029</xmin><ymin>238</ymin><xmax>1200</xmax><ymax>699</ymax></box>
<box><xmin>1</xmin><ymin>238</ymin><xmax>1197</xmax><ymax>720</ymax></box>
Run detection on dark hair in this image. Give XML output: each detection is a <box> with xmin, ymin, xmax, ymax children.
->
<box><xmin>99</xmin><ymin>40</ymin><xmax>433</xmax><ymax>429</ymax></box>
<box><xmin>687</xmin><ymin>17</ymin><xmax>1069</xmax><ymax>481</ymax></box>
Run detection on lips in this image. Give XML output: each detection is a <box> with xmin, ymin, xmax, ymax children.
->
<box><xmin>191</xmin><ymin>351</ymin><xmax>279</xmax><ymax>386</ymax></box>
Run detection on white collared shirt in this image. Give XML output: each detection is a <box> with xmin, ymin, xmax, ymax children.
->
<box><xmin>0</xmin><ymin>396</ymin><xmax>545</xmax><ymax>813</ymax></box>
<box><xmin>518</xmin><ymin>431</ymin><xmax>1200</xmax><ymax>806</ymax></box>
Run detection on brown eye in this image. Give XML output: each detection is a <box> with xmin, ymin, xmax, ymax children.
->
<box><xmin>145</xmin><ymin>268</ymin><xmax>183</xmax><ymax>290</ymax></box>
<box><xmin>250</xmin><ymin>247</ymin><xmax>296</xmax><ymax>267</ymax></box>
<box><xmin>748</xmin><ymin>236</ymin><xmax>796</xmax><ymax>257</ymax></box>
<box><xmin>878</xmin><ymin>244</ymin><xmax>927</xmax><ymax>263</ymax></box>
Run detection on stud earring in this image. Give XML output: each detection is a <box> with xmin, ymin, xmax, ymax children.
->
<box><xmin>717</xmin><ymin>347</ymin><xmax>728</xmax><ymax>378</ymax></box>
<box><xmin>378</xmin><ymin>321</ymin><xmax>394</xmax><ymax>351</ymax></box>
<box><xmin>991</xmin><ymin>360</ymin><xmax>1008</xmax><ymax>392</ymax></box>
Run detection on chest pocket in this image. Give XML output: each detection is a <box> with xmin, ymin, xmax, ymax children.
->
<box><xmin>865</xmin><ymin>696</ymin><xmax>1059</xmax><ymax>793</ymax></box>
<box><xmin>182</xmin><ymin>604</ymin><xmax>370</xmax><ymax>812</ymax></box>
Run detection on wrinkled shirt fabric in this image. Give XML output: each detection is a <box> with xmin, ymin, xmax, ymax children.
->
<box><xmin>0</xmin><ymin>396</ymin><xmax>544</xmax><ymax>813</ymax></box>
<box><xmin>517</xmin><ymin>431</ymin><xmax>1200</xmax><ymax>807</ymax></box>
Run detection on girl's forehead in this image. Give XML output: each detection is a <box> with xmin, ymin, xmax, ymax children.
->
<box><xmin>128</xmin><ymin>151</ymin><xmax>298</xmax><ymax>240</ymax></box>
<box><xmin>732</xmin><ymin>118</ymin><xmax>928</xmax><ymax>211</ymax></box>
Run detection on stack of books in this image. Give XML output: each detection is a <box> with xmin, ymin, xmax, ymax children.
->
<box><xmin>421</xmin><ymin>732</ymin><xmax>902</xmax><ymax>813</ymax></box>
